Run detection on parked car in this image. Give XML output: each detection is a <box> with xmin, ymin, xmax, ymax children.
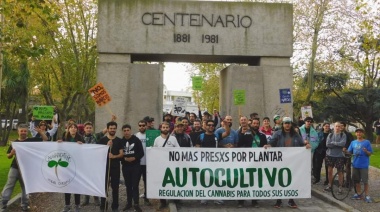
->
<box><xmin>1</xmin><ymin>119</ymin><xmax>11</xmax><ymax>129</ymax></box>
<box><xmin>12</xmin><ymin>119</ymin><xmax>19</xmax><ymax>130</ymax></box>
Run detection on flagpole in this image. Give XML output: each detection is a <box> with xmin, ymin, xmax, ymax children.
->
<box><xmin>105</xmin><ymin>148</ymin><xmax>112</xmax><ymax>212</ymax></box>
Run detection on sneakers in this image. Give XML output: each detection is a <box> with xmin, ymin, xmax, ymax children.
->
<box><xmin>21</xmin><ymin>206</ymin><xmax>30</xmax><ymax>211</ymax></box>
<box><xmin>274</xmin><ymin>200</ymin><xmax>282</xmax><ymax>208</ymax></box>
<box><xmin>324</xmin><ymin>186</ymin><xmax>332</xmax><ymax>192</ymax></box>
<box><xmin>351</xmin><ymin>193</ymin><xmax>362</xmax><ymax>200</ymax></box>
<box><xmin>74</xmin><ymin>205</ymin><xmax>80</xmax><ymax>212</ymax></box>
<box><xmin>365</xmin><ymin>196</ymin><xmax>372</xmax><ymax>203</ymax></box>
<box><xmin>337</xmin><ymin>187</ymin><xmax>342</xmax><ymax>194</ymax></box>
<box><xmin>62</xmin><ymin>205</ymin><xmax>71</xmax><ymax>212</ymax></box>
<box><xmin>288</xmin><ymin>200</ymin><xmax>298</xmax><ymax>208</ymax></box>
<box><xmin>313</xmin><ymin>180</ymin><xmax>320</xmax><ymax>184</ymax></box>
<box><xmin>214</xmin><ymin>200</ymin><xmax>224</xmax><ymax>205</ymax></box>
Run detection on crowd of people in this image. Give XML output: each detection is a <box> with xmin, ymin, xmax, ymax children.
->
<box><xmin>0</xmin><ymin>110</ymin><xmax>373</xmax><ymax>211</ymax></box>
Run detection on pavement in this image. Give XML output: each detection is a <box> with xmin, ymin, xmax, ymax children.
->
<box><xmin>3</xmin><ymin>165</ymin><xmax>378</xmax><ymax>212</ymax></box>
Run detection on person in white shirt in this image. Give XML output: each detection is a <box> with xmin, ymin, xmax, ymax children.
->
<box><xmin>153</xmin><ymin>122</ymin><xmax>179</xmax><ymax>210</ymax></box>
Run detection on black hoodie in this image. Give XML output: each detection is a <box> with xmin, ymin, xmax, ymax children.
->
<box><xmin>121</xmin><ymin>135</ymin><xmax>144</xmax><ymax>166</ymax></box>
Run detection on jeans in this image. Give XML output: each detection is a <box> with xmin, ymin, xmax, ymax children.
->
<box><xmin>100</xmin><ymin>166</ymin><xmax>120</xmax><ymax>210</ymax></box>
<box><xmin>1</xmin><ymin>168</ymin><xmax>28</xmax><ymax>207</ymax></box>
<box><xmin>122</xmin><ymin>164</ymin><xmax>141</xmax><ymax>205</ymax></box>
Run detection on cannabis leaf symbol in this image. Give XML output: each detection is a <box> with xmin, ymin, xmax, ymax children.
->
<box><xmin>48</xmin><ymin>158</ymin><xmax>69</xmax><ymax>180</ymax></box>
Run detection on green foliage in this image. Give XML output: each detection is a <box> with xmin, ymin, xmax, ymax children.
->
<box><xmin>188</xmin><ymin>63</ymin><xmax>228</xmax><ymax>112</ymax></box>
<box><xmin>1</xmin><ymin>0</ymin><xmax>98</xmax><ymax>130</ymax></box>
<box><xmin>0</xmin><ymin>145</ymin><xmax>21</xmax><ymax>197</ymax></box>
<box><xmin>370</xmin><ymin>146</ymin><xmax>380</xmax><ymax>169</ymax></box>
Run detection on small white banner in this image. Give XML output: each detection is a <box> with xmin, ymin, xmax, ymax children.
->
<box><xmin>12</xmin><ymin>142</ymin><xmax>109</xmax><ymax>197</ymax></box>
<box><xmin>147</xmin><ymin>147</ymin><xmax>311</xmax><ymax>200</ymax></box>
<box><xmin>301</xmin><ymin>106</ymin><xmax>313</xmax><ymax>120</ymax></box>
<box><xmin>172</xmin><ymin>97</ymin><xmax>188</xmax><ymax>117</ymax></box>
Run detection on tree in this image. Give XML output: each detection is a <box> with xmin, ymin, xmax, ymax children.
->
<box><xmin>187</xmin><ymin>63</ymin><xmax>229</xmax><ymax>112</ymax></box>
<box><xmin>1</xmin><ymin>0</ymin><xmax>98</xmax><ymax>137</ymax></box>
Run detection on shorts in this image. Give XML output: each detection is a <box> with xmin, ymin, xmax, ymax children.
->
<box><xmin>325</xmin><ymin>156</ymin><xmax>345</xmax><ymax>171</ymax></box>
<box><xmin>352</xmin><ymin>168</ymin><xmax>369</xmax><ymax>184</ymax></box>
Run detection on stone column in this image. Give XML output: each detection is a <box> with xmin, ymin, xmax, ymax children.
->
<box><xmin>96</xmin><ymin>54</ymin><xmax>163</xmax><ymax>136</ymax></box>
<box><xmin>220</xmin><ymin>57</ymin><xmax>292</xmax><ymax>128</ymax></box>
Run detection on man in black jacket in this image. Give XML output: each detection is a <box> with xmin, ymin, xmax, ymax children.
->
<box><xmin>121</xmin><ymin>124</ymin><xmax>144</xmax><ymax>212</ymax></box>
<box><xmin>237</xmin><ymin>117</ymin><xmax>267</xmax><ymax>208</ymax></box>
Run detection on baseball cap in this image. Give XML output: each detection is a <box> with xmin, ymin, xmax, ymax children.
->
<box><xmin>143</xmin><ymin>116</ymin><xmax>154</xmax><ymax>122</ymax></box>
<box><xmin>175</xmin><ymin>121</ymin><xmax>184</xmax><ymax>126</ymax></box>
<box><xmin>282</xmin><ymin>117</ymin><xmax>292</xmax><ymax>123</ymax></box>
<box><xmin>273</xmin><ymin>115</ymin><xmax>281</xmax><ymax>121</ymax></box>
<box><xmin>355</xmin><ymin>128</ymin><xmax>364</xmax><ymax>133</ymax></box>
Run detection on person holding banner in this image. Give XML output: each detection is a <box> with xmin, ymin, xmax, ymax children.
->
<box><xmin>59</xmin><ymin>123</ymin><xmax>84</xmax><ymax>212</ymax></box>
<box><xmin>135</xmin><ymin>120</ymin><xmax>152</xmax><ymax>206</ymax></box>
<box><xmin>120</xmin><ymin>124</ymin><xmax>144</xmax><ymax>212</ymax></box>
<box><xmin>97</xmin><ymin>121</ymin><xmax>123</xmax><ymax>212</ymax></box>
<box><xmin>237</xmin><ymin>117</ymin><xmax>268</xmax><ymax>208</ymax></box>
<box><xmin>1</xmin><ymin>124</ymin><xmax>48</xmax><ymax>211</ymax></box>
<box><xmin>153</xmin><ymin>122</ymin><xmax>179</xmax><ymax>209</ymax></box>
<box><xmin>194</xmin><ymin>119</ymin><xmax>224</xmax><ymax>205</ymax></box>
<box><xmin>264</xmin><ymin>117</ymin><xmax>310</xmax><ymax>209</ymax></box>
<box><xmin>81</xmin><ymin>121</ymin><xmax>107</xmax><ymax>207</ymax></box>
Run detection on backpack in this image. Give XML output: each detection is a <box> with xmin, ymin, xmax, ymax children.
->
<box><xmin>199</xmin><ymin>133</ymin><xmax>220</xmax><ymax>148</ymax></box>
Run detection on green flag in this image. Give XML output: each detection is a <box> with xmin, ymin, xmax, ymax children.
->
<box><xmin>146</xmin><ymin>130</ymin><xmax>161</xmax><ymax>147</ymax></box>
<box><xmin>233</xmin><ymin>90</ymin><xmax>246</xmax><ymax>105</ymax></box>
<box><xmin>192</xmin><ymin>76</ymin><xmax>203</xmax><ymax>90</ymax></box>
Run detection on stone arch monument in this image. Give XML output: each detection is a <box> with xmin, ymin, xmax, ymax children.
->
<box><xmin>96</xmin><ymin>0</ymin><xmax>293</xmax><ymax>131</ymax></box>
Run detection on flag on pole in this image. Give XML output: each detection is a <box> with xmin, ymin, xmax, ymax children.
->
<box><xmin>12</xmin><ymin>142</ymin><xmax>109</xmax><ymax>197</ymax></box>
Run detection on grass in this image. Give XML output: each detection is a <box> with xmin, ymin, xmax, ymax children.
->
<box><xmin>0</xmin><ymin>130</ymin><xmax>21</xmax><ymax>198</ymax></box>
<box><xmin>370</xmin><ymin>145</ymin><xmax>380</xmax><ymax>169</ymax></box>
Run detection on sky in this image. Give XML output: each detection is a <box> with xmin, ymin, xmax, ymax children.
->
<box><xmin>163</xmin><ymin>63</ymin><xmax>191</xmax><ymax>91</ymax></box>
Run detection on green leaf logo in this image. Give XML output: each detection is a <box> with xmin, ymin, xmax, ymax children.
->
<box><xmin>47</xmin><ymin>158</ymin><xmax>69</xmax><ymax>180</ymax></box>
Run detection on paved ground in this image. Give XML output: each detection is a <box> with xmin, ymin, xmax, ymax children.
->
<box><xmin>175</xmin><ymin>197</ymin><xmax>345</xmax><ymax>212</ymax></box>
<box><xmin>3</xmin><ymin>144</ymin><xmax>380</xmax><ymax>212</ymax></box>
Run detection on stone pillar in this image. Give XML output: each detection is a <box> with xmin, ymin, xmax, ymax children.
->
<box><xmin>220</xmin><ymin>58</ymin><xmax>292</xmax><ymax>128</ymax></box>
<box><xmin>96</xmin><ymin>54</ymin><xmax>163</xmax><ymax>136</ymax></box>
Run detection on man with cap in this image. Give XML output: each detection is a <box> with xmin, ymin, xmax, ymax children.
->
<box><xmin>264</xmin><ymin>117</ymin><xmax>310</xmax><ymax>209</ymax></box>
<box><xmin>299</xmin><ymin>117</ymin><xmax>320</xmax><ymax>183</ymax></box>
<box><xmin>143</xmin><ymin>116</ymin><xmax>156</xmax><ymax>130</ymax></box>
<box><xmin>172</xmin><ymin>121</ymin><xmax>193</xmax><ymax>147</ymax></box>
<box><xmin>272</xmin><ymin>115</ymin><xmax>282</xmax><ymax>132</ymax></box>
<box><xmin>347</xmin><ymin>128</ymin><xmax>373</xmax><ymax>202</ymax></box>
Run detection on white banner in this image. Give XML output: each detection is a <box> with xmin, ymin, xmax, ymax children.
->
<box><xmin>147</xmin><ymin>147</ymin><xmax>311</xmax><ymax>200</ymax></box>
<box><xmin>172</xmin><ymin>97</ymin><xmax>188</xmax><ymax>117</ymax></box>
<box><xmin>12</xmin><ymin>142</ymin><xmax>109</xmax><ymax>197</ymax></box>
<box><xmin>301</xmin><ymin>106</ymin><xmax>313</xmax><ymax>120</ymax></box>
